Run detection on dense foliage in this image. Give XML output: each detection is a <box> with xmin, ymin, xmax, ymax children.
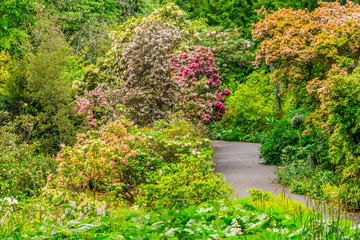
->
<box><xmin>252</xmin><ymin>1</ymin><xmax>360</xmax><ymax>210</ymax></box>
<box><xmin>3</xmin><ymin>0</ymin><xmax>360</xmax><ymax>237</ymax></box>
<box><xmin>2</xmin><ymin>191</ymin><xmax>359</xmax><ymax>239</ymax></box>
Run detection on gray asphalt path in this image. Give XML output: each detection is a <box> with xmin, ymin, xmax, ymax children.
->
<box><xmin>212</xmin><ymin>140</ymin><xmax>311</xmax><ymax>206</ymax></box>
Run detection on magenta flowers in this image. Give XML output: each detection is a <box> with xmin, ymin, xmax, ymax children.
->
<box><xmin>170</xmin><ymin>46</ymin><xmax>230</xmax><ymax>123</ymax></box>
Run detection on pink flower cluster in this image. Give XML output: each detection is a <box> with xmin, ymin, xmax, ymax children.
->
<box><xmin>170</xmin><ymin>46</ymin><xmax>231</xmax><ymax>123</ymax></box>
<box><xmin>74</xmin><ymin>86</ymin><xmax>113</xmax><ymax>127</ymax></box>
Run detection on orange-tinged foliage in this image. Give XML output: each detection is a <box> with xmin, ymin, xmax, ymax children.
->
<box><xmin>253</xmin><ymin>1</ymin><xmax>360</xmax><ymax>98</ymax></box>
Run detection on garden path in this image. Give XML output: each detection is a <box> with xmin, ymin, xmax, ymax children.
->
<box><xmin>212</xmin><ymin>140</ymin><xmax>311</xmax><ymax>206</ymax></box>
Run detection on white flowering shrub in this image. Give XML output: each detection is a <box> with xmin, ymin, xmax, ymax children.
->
<box><xmin>109</xmin><ymin>19</ymin><xmax>182</xmax><ymax>125</ymax></box>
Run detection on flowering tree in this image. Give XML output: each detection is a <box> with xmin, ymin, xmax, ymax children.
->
<box><xmin>109</xmin><ymin>15</ymin><xmax>183</xmax><ymax>126</ymax></box>
<box><xmin>170</xmin><ymin>46</ymin><xmax>231</xmax><ymax>124</ymax></box>
<box><xmin>253</xmin><ymin>1</ymin><xmax>360</xmax><ymax>104</ymax></box>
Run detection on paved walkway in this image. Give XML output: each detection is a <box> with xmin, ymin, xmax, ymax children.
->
<box><xmin>212</xmin><ymin>140</ymin><xmax>311</xmax><ymax>206</ymax></box>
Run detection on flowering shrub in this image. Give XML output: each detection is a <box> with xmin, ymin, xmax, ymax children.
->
<box><xmin>108</xmin><ymin>5</ymin><xmax>184</xmax><ymax>126</ymax></box>
<box><xmin>146</xmin><ymin>116</ymin><xmax>211</xmax><ymax>163</ymax></box>
<box><xmin>170</xmin><ymin>46</ymin><xmax>231</xmax><ymax>123</ymax></box>
<box><xmin>46</xmin><ymin>115</ymin><xmax>230</xmax><ymax>208</ymax></box>
<box><xmin>48</xmin><ymin>117</ymin><xmax>159</xmax><ymax>200</ymax></box>
<box><xmin>74</xmin><ymin>84</ymin><xmax>124</xmax><ymax>127</ymax></box>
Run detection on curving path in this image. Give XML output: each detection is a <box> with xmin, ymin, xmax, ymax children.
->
<box><xmin>212</xmin><ymin>140</ymin><xmax>311</xmax><ymax>205</ymax></box>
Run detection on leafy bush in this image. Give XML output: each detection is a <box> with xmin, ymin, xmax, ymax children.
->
<box><xmin>220</xmin><ymin>70</ymin><xmax>273</xmax><ymax>135</ymax></box>
<box><xmin>148</xmin><ymin>116</ymin><xmax>210</xmax><ymax>163</ymax></box>
<box><xmin>259</xmin><ymin>119</ymin><xmax>299</xmax><ymax>165</ymax></box>
<box><xmin>137</xmin><ymin>155</ymin><xmax>233</xmax><ymax>209</ymax></box>
<box><xmin>0</xmin><ymin>122</ymin><xmax>56</xmax><ymax>198</ymax></box>
<box><xmin>0</xmin><ymin>16</ymin><xmax>76</xmax><ymax>153</ymax></box>
<box><xmin>277</xmin><ymin>160</ymin><xmax>337</xmax><ymax>200</ymax></box>
<box><xmin>212</xmin><ymin>127</ymin><xmax>265</xmax><ymax>143</ymax></box>
<box><xmin>307</xmin><ymin>67</ymin><xmax>360</xmax><ymax>209</ymax></box>
<box><xmin>198</xmin><ymin>27</ymin><xmax>254</xmax><ymax>85</ymax></box>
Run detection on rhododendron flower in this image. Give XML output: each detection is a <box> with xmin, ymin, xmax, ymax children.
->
<box><xmin>224</xmin><ymin>89</ymin><xmax>231</xmax><ymax>95</ymax></box>
<box><xmin>91</xmin><ymin>120</ymin><xmax>96</xmax><ymax>126</ymax></box>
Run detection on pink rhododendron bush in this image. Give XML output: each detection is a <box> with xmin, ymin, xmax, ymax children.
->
<box><xmin>170</xmin><ymin>46</ymin><xmax>231</xmax><ymax>124</ymax></box>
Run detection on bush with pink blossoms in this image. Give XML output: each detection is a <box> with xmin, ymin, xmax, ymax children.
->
<box><xmin>45</xmin><ymin>117</ymin><xmax>160</xmax><ymax>201</ymax></box>
<box><xmin>74</xmin><ymin>84</ymin><xmax>125</xmax><ymax>128</ymax></box>
<box><xmin>170</xmin><ymin>46</ymin><xmax>231</xmax><ymax>124</ymax></box>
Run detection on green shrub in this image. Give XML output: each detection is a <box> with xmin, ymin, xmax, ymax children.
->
<box><xmin>259</xmin><ymin>119</ymin><xmax>299</xmax><ymax>165</ymax></box>
<box><xmin>0</xmin><ymin>123</ymin><xmax>56</xmax><ymax>198</ymax></box>
<box><xmin>212</xmin><ymin>127</ymin><xmax>265</xmax><ymax>143</ymax></box>
<box><xmin>309</xmin><ymin>67</ymin><xmax>360</xmax><ymax>209</ymax></box>
<box><xmin>198</xmin><ymin>26</ymin><xmax>254</xmax><ymax>85</ymax></box>
<box><xmin>137</xmin><ymin>155</ymin><xmax>233</xmax><ymax>209</ymax></box>
<box><xmin>276</xmin><ymin>159</ymin><xmax>337</xmax><ymax>200</ymax></box>
<box><xmin>220</xmin><ymin>70</ymin><xmax>274</xmax><ymax>135</ymax></box>
<box><xmin>148</xmin><ymin>116</ymin><xmax>210</xmax><ymax>163</ymax></box>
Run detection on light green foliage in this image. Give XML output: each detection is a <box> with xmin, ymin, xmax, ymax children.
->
<box><xmin>149</xmin><ymin>116</ymin><xmax>209</xmax><ymax>163</ymax></box>
<box><xmin>221</xmin><ymin>70</ymin><xmax>273</xmax><ymax>135</ymax></box>
<box><xmin>0</xmin><ymin>51</ymin><xmax>11</xmax><ymax>85</ymax></box>
<box><xmin>1</xmin><ymin>191</ymin><xmax>359</xmax><ymax>239</ymax></box>
<box><xmin>25</xmin><ymin>17</ymin><xmax>75</xmax><ymax>152</ymax></box>
<box><xmin>0</xmin><ymin>118</ymin><xmax>56</xmax><ymax>198</ymax></box>
<box><xmin>137</xmin><ymin>155</ymin><xmax>233</xmax><ymax>209</ymax></box>
<box><xmin>0</xmin><ymin>0</ymin><xmax>37</xmax><ymax>55</ymax></box>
